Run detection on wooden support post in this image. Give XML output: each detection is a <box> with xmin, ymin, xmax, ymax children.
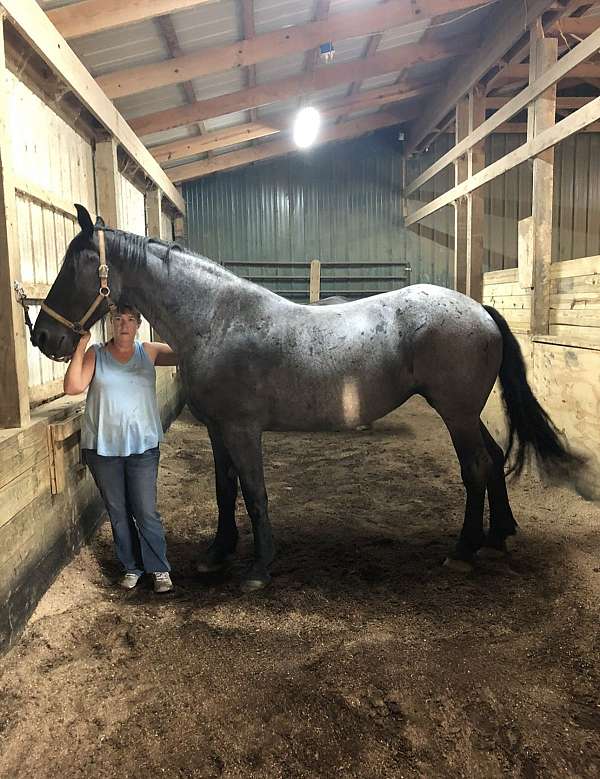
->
<box><xmin>174</xmin><ymin>215</ymin><xmax>186</xmax><ymax>244</ymax></box>
<box><xmin>309</xmin><ymin>259</ymin><xmax>321</xmax><ymax>303</ymax></box>
<box><xmin>518</xmin><ymin>216</ymin><xmax>534</xmax><ymax>289</ymax></box>
<box><xmin>453</xmin><ymin>97</ymin><xmax>469</xmax><ymax>295</ymax></box>
<box><xmin>94</xmin><ymin>138</ymin><xmax>121</xmax><ymax>228</ymax></box>
<box><xmin>466</xmin><ymin>86</ymin><xmax>485</xmax><ymax>302</ymax></box>
<box><xmin>146</xmin><ymin>187</ymin><xmax>163</xmax><ymax>239</ymax></box>
<box><xmin>529</xmin><ymin>32</ymin><xmax>558</xmax><ymax>335</ymax></box>
<box><xmin>0</xmin><ymin>16</ymin><xmax>30</xmax><ymax>427</ymax></box>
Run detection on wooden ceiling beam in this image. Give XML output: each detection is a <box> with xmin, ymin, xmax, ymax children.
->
<box><xmin>155</xmin><ymin>14</ymin><xmax>207</xmax><ymax>138</ymax></box>
<box><xmin>151</xmin><ymin>81</ymin><xmax>437</xmax><ymax>163</ymax></box>
<box><xmin>130</xmin><ymin>35</ymin><xmax>477</xmax><ymax>136</ymax></box>
<box><xmin>96</xmin><ymin>0</ymin><xmax>488</xmax><ymax>98</ymax></box>
<box><xmin>47</xmin><ymin>0</ymin><xmax>217</xmax><ymax>40</ymax></box>
<box><xmin>486</xmin><ymin>96</ymin><xmax>600</xmax><ymax>109</ymax></box>
<box><xmin>240</xmin><ymin>0</ymin><xmax>258</xmax><ymax>123</ymax></box>
<box><xmin>303</xmin><ymin>0</ymin><xmax>331</xmax><ymax>73</ymax></box>
<box><xmin>0</xmin><ymin>0</ymin><xmax>184</xmax><ymax>212</ymax></box>
<box><xmin>549</xmin><ymin>16</ymin><xmax>600</xmax><ymax>36</ymax></box>
<box><xmin>166</xmin><ymin>110</ymin><xmax>413</xmax><ymax>183</ymax></box>
<box><xmin>484</xmin><ymin>0</ymin><xmax>594</xmax><ymax>94</ymax></box>
<box><xmin>490</xmin><ymin>62</ymin><xmax>600</xmax><ymax>86</ymax></box>
<box><xmin>405</xmin><ymin>0</ymin><xmax>559</xmax><ymax>155</ymax></box>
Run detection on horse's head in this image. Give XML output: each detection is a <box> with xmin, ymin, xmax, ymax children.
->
<box><xmin>32</xmin><ymin>204</ymin><xmax>124</xmax><ymax>361</ymax></box>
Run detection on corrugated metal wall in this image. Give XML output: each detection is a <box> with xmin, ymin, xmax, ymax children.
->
<box><xmin>183</xmin><ymin>129</ymin><xmax>600</xmax><ymax>295</ymax></box>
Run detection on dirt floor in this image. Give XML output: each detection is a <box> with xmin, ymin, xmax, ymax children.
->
<box><xmin>0</xmin><ymin>397</ymin><xmax>599</xmax><ymax>778</ymax></box>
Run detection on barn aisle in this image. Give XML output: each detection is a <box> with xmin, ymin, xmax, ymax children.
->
<box><xmin>1</xmin><ymin>398</ymin><xmax>598</xmax><ymax>778</ymax></box>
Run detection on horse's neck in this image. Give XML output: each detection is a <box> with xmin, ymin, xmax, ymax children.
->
<box><xmin>113</xmin><ymin>241</ymin><xmax>240</xmax><ymax>349</ymax></box>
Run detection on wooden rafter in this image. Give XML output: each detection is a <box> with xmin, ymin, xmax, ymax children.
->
<box><xmin>151</xmin><ymin>81</ymin><xmax>437</xmax><ymax>163</ymax></box>
<box><xmin>240</xmin><ymin>0</ymin><xmax>258</xmax><ymax>124</ymax></box>
<box><xmin>0</xmin><ymin>0</ymin><xmax>184</xmax><ymax>212</ymax></box>
<box><xmin>47</xmin><ymin>0</ymin><xmax>216</xmax><ymax>39</ymax></box>
<box><xmin>405</xmin><ymin>0</ymin><xmax>559</xmax><ymax>154</ymax></box>
<box><xmin>130</xmin><ymin>35</ymin><xmax>477</xmax><ymax>136</ymax></box>
<box><xmin>489</xmin><ymin>62</ymin><xmax>600</xmax><ymax>87</ymax></box>
<box><xmin>303</xmin><ymin>0</ymin><xmax>331</xmax><ymax>73</ymax></box>
<box><xmin>95</xmin><ymin>0</ymin><xmax>488</xmax><ymax>99</ymax></box>
<box><xmin>155</xmin><ymin>14</ymin><xmax>207</xmax><ymax>138</ymax></box>
<box><xmin>167</xmin><ymin>110</ymin><xmax>413</xmax><ymax>183</ymax></box>
<box><xmin>483</xmin><ymin>0</ymin><xmax>593</xmax><ymax>94</ymax></box>
<box><xmin>550</xmin><ymin>16</ymin><xmax>600</xmax><ymax>36</ymax></box>
<box><xmin>404</xmin><ymin>25</ymin><xmax>600</xmax><ymax>196</ymax></box>
<box><xmin>405</xmin><ymin>95</ymin><xmax>600</xmax><ymax>225</ymax></box>
<box><xmin>486</xmin><ymin>96</ymin><xmax>600</xmax><ymax>109</ymax></box>
<box><xmin>340</xmin><ymin>0</ymin><xmax>394</xmax><ymax>121</ymax></box>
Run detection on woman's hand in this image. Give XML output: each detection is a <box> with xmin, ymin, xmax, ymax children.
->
<box><xmin>77</xmin><ymin>331</ymin><xmax>92</xmax><ymax>351</ymax></box>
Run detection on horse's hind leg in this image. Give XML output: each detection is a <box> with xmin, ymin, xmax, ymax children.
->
<box><xmin>220</xmin><ymin>424</ymin><xmax>274</xmax><ymax>592</ymax></box>
<box><xmin>196</xmin><ymin>427</ymin><xmax>240</xmax><ymax>572</ymax></box>
<box><xmin>480</xmin><ymin>422</ymin><xmax>518</xmax><ymax>555</ymax></box>
<box><xmin>441</xmin><ymin>414</ymin><xmax>492</xmax><ymax>569</ymax></box>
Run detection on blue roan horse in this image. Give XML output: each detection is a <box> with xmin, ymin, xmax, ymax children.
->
<box><xmin>32</xmin><ymin>206</ymin><xmax>580</xmax><ymax>591</ymax></box>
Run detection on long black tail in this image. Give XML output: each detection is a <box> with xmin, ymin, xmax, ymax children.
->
<box><xmin>484</xmin><ymin>305</ymin><xmax>584</xmax><ymax>479</ymax></box>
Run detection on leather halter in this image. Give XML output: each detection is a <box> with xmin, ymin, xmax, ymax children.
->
<box><xmin>41</xmin><ymin>229</ymin><xmax>111</xmax><ymax>334</ymax></box>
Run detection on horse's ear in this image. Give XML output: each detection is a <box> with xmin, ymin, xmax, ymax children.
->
<box><xmin>95</xmin><ymin>216</ymin><xmax>106</xmax><ymax>228</ymax></box>
<box><xmin>74</xmin><ymin>204</ymin><xmax>94</xmax><ymax>237</ymax></box>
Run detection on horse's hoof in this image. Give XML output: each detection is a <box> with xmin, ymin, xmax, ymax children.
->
<box><xmin>195</xmin><ymin>554</ymin><xmax>233</xmax><ymax>574</ymax></box>
<box><xmin>443</xmin><ymin>557</ymin><xmax>474</xmax><ymax>573</ymax></box>
<box><xmin>240</xmin><ymin>575</ymin><xmax>271</xmax><ymax>593</ymax></box>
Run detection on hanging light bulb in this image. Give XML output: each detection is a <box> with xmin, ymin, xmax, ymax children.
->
<box><xmin>293</xmin><ymin>107</ymin><xmax>321</xmax><ymax>149</ymax></box>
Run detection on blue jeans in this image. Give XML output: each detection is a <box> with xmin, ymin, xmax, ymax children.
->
<box><xmin>83</xmin><ymin>447</ymin><xmax>170</xmax><ymax>575</ymax></box>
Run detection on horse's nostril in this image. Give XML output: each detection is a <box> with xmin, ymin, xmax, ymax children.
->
<box><xmin>57</xmin><ymin>335</ymin><xmax>66</xmax><ymax>354</ymax></box>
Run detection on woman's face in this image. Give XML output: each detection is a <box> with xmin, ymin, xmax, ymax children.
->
<box><xmin>112</xmin><ymin>311</ymin><xmax>139</xmax><ymax>343</ymax></box>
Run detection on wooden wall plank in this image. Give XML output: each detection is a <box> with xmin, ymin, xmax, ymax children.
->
<box><xmin>0</xmin><ymin>456</ymin><xmax>51</xmax><ymax>530</ymax></box>
<box><xmin>0</xmin><ymin>20</ymin><xmax>30</xmax><ymax>427</ymax></box>
<box><xmin>529</xmin><ymin>35</ymin><xmax>557</xmax><ymax>336</ymax></box>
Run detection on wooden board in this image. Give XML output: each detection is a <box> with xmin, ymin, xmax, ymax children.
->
<box><xmin>483</xmin><ymin>268</ymin><xmax>518</xmax><ymax>284</ymax></box>
<box><xmin>0</xmin><ymin>455</ymin><xmax>51</xmax><ymax>529</ymax></box>
<box><xmin>0</xmin><ymin>0</ymin><xmax>184</xmax><ymax>212</ymax></box>
<box><xmin>532</xmin><ymin>341</ymin><xmax>600</xmax><ymax>470</ymax></box>
<box><xmin>0</xmin><ymin>420</ymin><xmax>48</xmax><ymax>491</ymax></box>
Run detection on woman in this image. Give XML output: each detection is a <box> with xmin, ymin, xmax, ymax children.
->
<box><xmin>64</xmin><ymin>302</ymin><xmax>178</xmax><ymax>593</ymax></box>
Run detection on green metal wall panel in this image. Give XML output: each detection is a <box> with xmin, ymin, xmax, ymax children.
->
<box><xmin>183</xmin><ymin>131</ymin><xmax>423</xmax><ymax>299</ymax></box>
<box><xmin>183</xmin><ymin>129</ymin><xmax>600</xmax><ymax>296</ymax></box>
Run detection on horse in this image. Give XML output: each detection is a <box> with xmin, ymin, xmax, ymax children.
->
<box><xmin>31</xmin><ymin>205</ymin><xmax>581</xmax><ymax>591</ymax></box>
<box><xmin>310</xmin><ymin>296</ymin><xmax>350</xmax><ymax>305</ymax></box>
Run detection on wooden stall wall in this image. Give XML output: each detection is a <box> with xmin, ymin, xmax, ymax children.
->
<box><xmin>6</xmin><ymin>70</ymin><xmax>104</xmax><ymax>406</ymax></box>
<box><xmin>118</xmin><ymin>172</ymin><xmax>151</xmax><ymax>342</ymax></box>
<box><xmin>483</xmin><ymin>255</ymin><xmax>600</xmax><ymax>476</ymax></box>
<box><xmin>1</xmin><ymin>87</ymin><xmax>184</xmax><ymax>655</ymax></box>
<box><xmin>161</xmin><ymin>209</ymin><xmax>174</xmax><ymax>242</ymax></box>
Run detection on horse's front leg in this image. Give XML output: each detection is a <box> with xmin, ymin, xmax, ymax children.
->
<box><xmin>221</xmin><ymin>424</ymin><xmax>274</xmax><ymax>592</ymax></box>
<box><xmin>196</xmin><ymin>427</ymin><xmax>240</xmax><ymax>573</ymax></box>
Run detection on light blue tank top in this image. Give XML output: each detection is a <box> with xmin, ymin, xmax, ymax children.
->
<box><xmin>81</xmin><ymin>341</ymin><xmax>164</xmax><ymax>456</ymax></box>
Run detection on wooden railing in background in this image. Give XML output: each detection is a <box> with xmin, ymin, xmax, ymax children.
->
<box><xmin>222</xmin><ymin>260</ymin><xmax>411</xmax><ymax>302</ymax></box>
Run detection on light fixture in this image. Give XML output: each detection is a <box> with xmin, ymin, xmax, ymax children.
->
<box><xmin>293</xmin><ymin>107</ymin><xmax>321</xmax><ymax>149</ymax></box>
<box><xmin>318</xmin><ymin>41</ymin><xmax>335</xmax><ymax>64</ymax></box>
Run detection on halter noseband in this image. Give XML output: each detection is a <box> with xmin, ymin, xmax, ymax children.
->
<box><xmin>40</xmin><ymin>229</ymin><xmax>111</xmax><ymax>334</ymax></box>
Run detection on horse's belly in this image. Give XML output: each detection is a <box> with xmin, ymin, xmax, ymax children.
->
<box><xmin>263</xmin><ymin>372</ymin><xmax>408</xmax><ymax>432</ymax></box>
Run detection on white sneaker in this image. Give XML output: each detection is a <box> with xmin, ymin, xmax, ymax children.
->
<box><xmin>153</xmin><ymin>572</ymin><xmax>173</xmax><ymax>593</ymax></box>
<box><xmin>119</xmin><ymin>572</ymin><xmax>141</xmax><ymax>590</ymax></box>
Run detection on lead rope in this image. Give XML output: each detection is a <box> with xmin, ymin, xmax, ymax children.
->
<box><xmin>13</xmin><ymin>281</ymin><xmax>35</xmax><ymax>341</ymax></box>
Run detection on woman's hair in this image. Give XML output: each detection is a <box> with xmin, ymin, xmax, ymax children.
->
<box><xmin>112</xmin><ymin>301</ymin><xmax>142</xmax><ymax>325</ymax></box>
